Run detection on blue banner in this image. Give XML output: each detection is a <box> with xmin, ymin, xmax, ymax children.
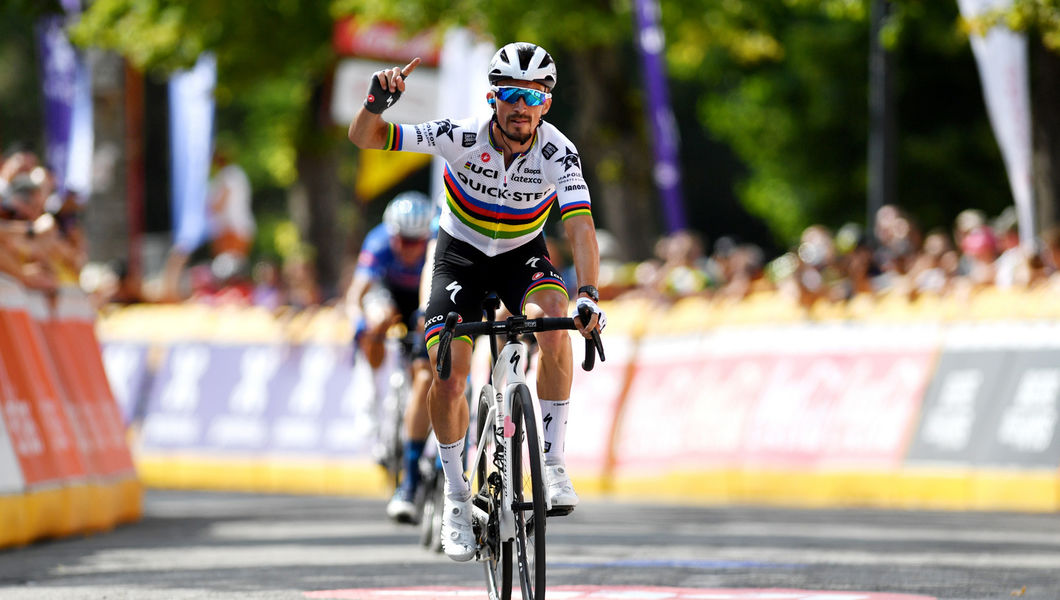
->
<box><xmin>169</xmin><ymin>53</ymin><xmax>216</xmax><ymax>252</ymax></box>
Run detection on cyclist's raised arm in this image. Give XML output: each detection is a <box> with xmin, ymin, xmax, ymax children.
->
<box><xmin>348</xmin><ymin>58</ymin><xmax>420</xmax><ymax>149</ymax></box>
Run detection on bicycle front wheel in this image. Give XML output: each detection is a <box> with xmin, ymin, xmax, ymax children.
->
<box><xmin>511</xmin><ymin>384</ymin><xmax>546</xmax><ymax>600</ymax></box>
<box><xmin>476</xmin><ymin>385</ymin><xmax>512</xmax><ymax>599</ymax></box>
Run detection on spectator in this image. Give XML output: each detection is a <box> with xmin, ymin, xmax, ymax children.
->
<box><xmin>958</xmin><ymin>224</ymin><xmax>997</xmax><ymax>289</ymax></box>
<box><xmin>207</xmin><ymin>149</ymin><xmax>255</xmax><ymax>263</ymax></box>
<box><xmin>250</xmin><ymin>259</ymin><xmax>285</xmax><ymax>310</ymax></box>
<box><xmin>992</xmin><ymin>207</ymin><xmax>1028</xmax><ymax>289</ymax></box>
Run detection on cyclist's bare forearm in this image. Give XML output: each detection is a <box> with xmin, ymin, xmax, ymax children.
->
<box><xmin>348</xmin><ymin>109</ymin><xmax>389</xmax><ymax>149</ymax></box>
<box><xmin>563</xmin><ymin>214</ymin><xmax>600</xmax><ymax>296</ymax></box>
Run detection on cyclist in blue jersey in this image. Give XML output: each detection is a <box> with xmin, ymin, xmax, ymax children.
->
<box><xmin>348</xmin><ymin>42</ymin><xmax>607</xmax><ymax>562</ymax></box>
<box><xmin>345</xmin><ymin>191</ymin><xmax>435</xmax><ymax>523</ymax></box>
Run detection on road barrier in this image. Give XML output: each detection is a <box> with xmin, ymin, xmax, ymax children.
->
<box><xmin>0</xmin><ymin>275</ymin><xmax>142</xmax><ymax>549</ymax></box>
<box><xmin>98</xmin><ymin>293</ymin><xmax>1060</xmax><ymax>512</ymax></box>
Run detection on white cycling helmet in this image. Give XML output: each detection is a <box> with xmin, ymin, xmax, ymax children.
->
<box><xmin>488</xmin><ymin>42</ymin><xmax>557</xmax><ymax>90</ymax></box>
<box><xmin>383</xmin><ymin>191</ymin><xmax>433</xmax><ymax>239</ymax></box>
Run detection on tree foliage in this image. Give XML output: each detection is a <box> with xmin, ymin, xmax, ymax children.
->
<box><xmin>70</xmin><ymin>0</ymin><xmax>337</xmax><ymax>187</ymax></box>
<box><xmin>59</xmin><ymin>0</ymin><xmax>1060</xmax><ymax>255</ymax></box>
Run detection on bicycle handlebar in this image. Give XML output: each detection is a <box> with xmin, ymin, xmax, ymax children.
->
<box><xmin>436</xmin><ymin>306</ymin><xmax>605</xmax><ymax>380</ymax></box>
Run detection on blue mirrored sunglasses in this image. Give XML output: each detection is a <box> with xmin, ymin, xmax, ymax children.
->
<box><xmin>492</xmin><ymin>86</ymin><xmax>551</xmax><ymax>107</ymax></box>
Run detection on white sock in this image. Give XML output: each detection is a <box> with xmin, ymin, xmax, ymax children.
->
<box><xmin>438</xmin><ymin>438</ymin><xmax>470</xmax><ymax>498</ymax></box>
<box><xmin>539</xmin><ymin>399</ymin><xmax>569</xmax><ymax>466</ymax></box>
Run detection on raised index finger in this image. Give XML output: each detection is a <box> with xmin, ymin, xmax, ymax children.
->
<box><xmin>401</xmin><ymin>57</ymin><xmax>421</xmax><ymax>78</ymax></box>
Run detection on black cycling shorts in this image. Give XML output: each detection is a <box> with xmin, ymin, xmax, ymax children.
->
<box><xmin>424</xmin><ymin>230</ymin><xmax>568</xmax><ymax>350</ymax></box>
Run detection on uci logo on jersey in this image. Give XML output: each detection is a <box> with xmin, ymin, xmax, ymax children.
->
<box><xmin>463</xmin><ymin>161</ymin><xmax>499</xmax><ymax>179</ymax></box>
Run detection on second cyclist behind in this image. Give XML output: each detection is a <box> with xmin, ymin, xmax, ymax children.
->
<box><xmin>345</xmin><ymin>191</ymin><xmax>436</xmax><ymax>523</ymax></box>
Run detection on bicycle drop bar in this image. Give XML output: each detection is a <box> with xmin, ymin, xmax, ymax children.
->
<box><xmin>436</xmin><ymin>309</ymin><xmax>605</xmax><ymax>380</ymax></box>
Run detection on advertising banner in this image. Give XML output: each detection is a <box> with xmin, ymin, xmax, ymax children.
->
<box><xmin>616</xmin><ymin>338</ymin><xmax>934</xmax><ymax>470</ymax></box>
<box><xmin>101</xmin><ymin>342</ymin><xmax>151</xmax><ymax>424</ymax></box>
<box><xmin>565</xmin><ymin>333</ymin><xmax>636</xmax><ymax>473</ymax></box>
<box><xmin>978</xmin><ymin>350</ymin><xmax>1060</xmax><ymax>468</ymax></box>
<box><xmin>139</xmin><ymin>342</ymin><xmax>376</xmax><ymax>458</ymax></box>
<box><xmin>0</xmin><ymin>360</ymin><xmax>30</xmax><ymax>493</ymax></box>
<box><xmin>905</xmin><ymin>350</ymin><xmax>1011</xmax><ymax>465</ymax></box>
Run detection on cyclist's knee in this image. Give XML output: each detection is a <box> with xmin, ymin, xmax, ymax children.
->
<box><xmin>430</xmin><ymin>373</ymin><xmax>466</xmax><ymax>402</ymax></box>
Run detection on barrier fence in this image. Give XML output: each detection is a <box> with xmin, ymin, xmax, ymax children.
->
<box><xmin>0</xmin><ymin>275</ymin><xmax>142</xmax><ymax>549</ymax></box>
<box><xmin>94</xmin><ymin>293</ymin><xmax>1060</xmax><ymax>513</ymax></box>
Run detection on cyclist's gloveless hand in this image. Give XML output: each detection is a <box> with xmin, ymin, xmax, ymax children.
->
<box><xmin>572</xmin><ymin>297</ymin><xmax>606</xmax><ymax>338</ymax></box>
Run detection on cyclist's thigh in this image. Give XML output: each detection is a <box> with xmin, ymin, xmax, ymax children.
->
<box><xmin>493</xmin><ymin>233</ymin><xmax>569</xmax><ymax>317</ymax></box>
<box><xmin>424</xmin><ymin>231</ymin><xmax>488</xmax><ymax>355</ymax></box>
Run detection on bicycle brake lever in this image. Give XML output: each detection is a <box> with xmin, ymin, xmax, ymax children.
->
<box><xmin>591</xmin><ymin>329</ymin><xmax>605</xmax><ymax>363</ymax></box>
<box><xmin>436</xmin><ymin>311</ymin><xmax>461</xmax><ymax>380</ymax></box>
<box><xmin>576</xmin><ymin>303</ymin><xmax>605</xmax><ymax>371</ymax></box>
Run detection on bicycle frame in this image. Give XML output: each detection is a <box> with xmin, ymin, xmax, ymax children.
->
<box><xmin>471</xmin><ymin>338</ymin><xmax>541</xmax><ymax>542</ymax></box>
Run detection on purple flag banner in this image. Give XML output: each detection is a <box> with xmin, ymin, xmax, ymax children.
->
<box><xmin>35</xmin><ymin>5</ymin><xmax>81</xmax><ymax>195</ymax></box>
<box><xmin>633</xmin><ymin>0</ymin><xmax>687</xmax><ymax>232</ymax></box>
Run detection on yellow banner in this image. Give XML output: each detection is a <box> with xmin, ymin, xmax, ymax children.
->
<box><xmin>354</xmin><ymin>149</ymin><xmax>430</xmax><ymax>201</ymax></box>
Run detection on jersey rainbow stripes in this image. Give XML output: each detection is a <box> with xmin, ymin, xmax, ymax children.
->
<box><xmin>383</xmin><ymin>115</ymin><xmax>592</xmax><ymax>257</ymax></box>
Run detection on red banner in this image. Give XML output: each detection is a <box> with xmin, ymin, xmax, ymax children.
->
<box><xmin>332</xmin><ymin>18</ymin><xmax>441</xmax><ymax>65</ymax></box>
<box><xmin>614</xmin><ymin>336</ymin><xmax>935</xmax><ymax>470</ymax></box>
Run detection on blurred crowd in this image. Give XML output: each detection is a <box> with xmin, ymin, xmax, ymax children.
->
<box><xmin>595</xmin><ymin>204</ymin><xmax>1060</xmax><ymax>310</ymax></box>
<box><xmin>7</xmin><ymin>147</ymin><xmax>1060</xmax><ymax>317</ymax></box>
<box><xmin>0</xmin><ymin>150</ymin><xmax>87</xmax><ymax>293</ymax></box>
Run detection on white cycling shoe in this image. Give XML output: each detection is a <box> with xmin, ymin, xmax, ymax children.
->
<box><xmin>386</xmin><ymin>486</ymin><xmax>417</xmax><ymax>524</ymax></box>
<box><xmin>441</xmin><ymin>491</ymin><xmax>479</xmax><ymax>562</ymax></box>
<box><xmin>545</xmin><ymin>464</ymin><xmax>579</xmax><ymax>509</ymax></box>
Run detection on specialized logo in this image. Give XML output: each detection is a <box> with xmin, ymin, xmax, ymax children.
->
<box><xmin>462</xmin><ymin>131</ymin><xmax>476</xmax><ymax>147</ymax></box>
<box><xmin>516</xmin><ymin>157</ymin><xmax>527</xmax><ymax>172</ymax></box>
<box><xmin>446</xmin><ymin>281</ymin><xmax>462</xmax><ymax>303</ymax></box>
<box><xmin>526</xmin><ymin>257</ymin><xmax>540</xmax><ymax>269</ymax></box>
<box><xmin>509</xmin><ymin>352</ymin><xmax>521</xmax><ymax>376</ymax></box>
<box><xmin>557</xmin><ymin>146</ymin><xmax>581</xmax><ymax>172</ymax></box>
<box><xmin>542</xmin><ymin>413</ymin><xmax>552</xmax><ymax>431</ymax></box>
<box><xmin>542</xmin><ymin>142</ymin><xmax>558</xmax><ymax>159</ymax></box>
<box><xmin>386</xmin><ymin>95</ymin><xmax>395</xmax><ymax>107</ymax></box>
<box><xmin>434</xmin><ymin>119</ymin><xmax>458</xmax><ymax>142</ymax></box>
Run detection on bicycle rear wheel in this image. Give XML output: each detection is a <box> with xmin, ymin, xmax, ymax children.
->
<box><xmin>511</xmin><ymin>384</ymin><xmax>546</xmax><ymax>600</ymax></box>
<box><xmin>475</xmin><ymin>386</ymin><xmax>512</xmax><ymax>599</ymax></box>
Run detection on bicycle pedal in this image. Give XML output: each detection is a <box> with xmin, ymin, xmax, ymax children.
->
<box><xmin>546</xmin><ymin>506</ymin><xmax>574</xmax><ymax>517</ymax></box>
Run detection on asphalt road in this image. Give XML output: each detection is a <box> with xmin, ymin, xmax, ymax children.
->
<box><xmin>2</xmin><ymin>490</ymin><xmax>1059</xmax><ymax>599</ymax></box>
